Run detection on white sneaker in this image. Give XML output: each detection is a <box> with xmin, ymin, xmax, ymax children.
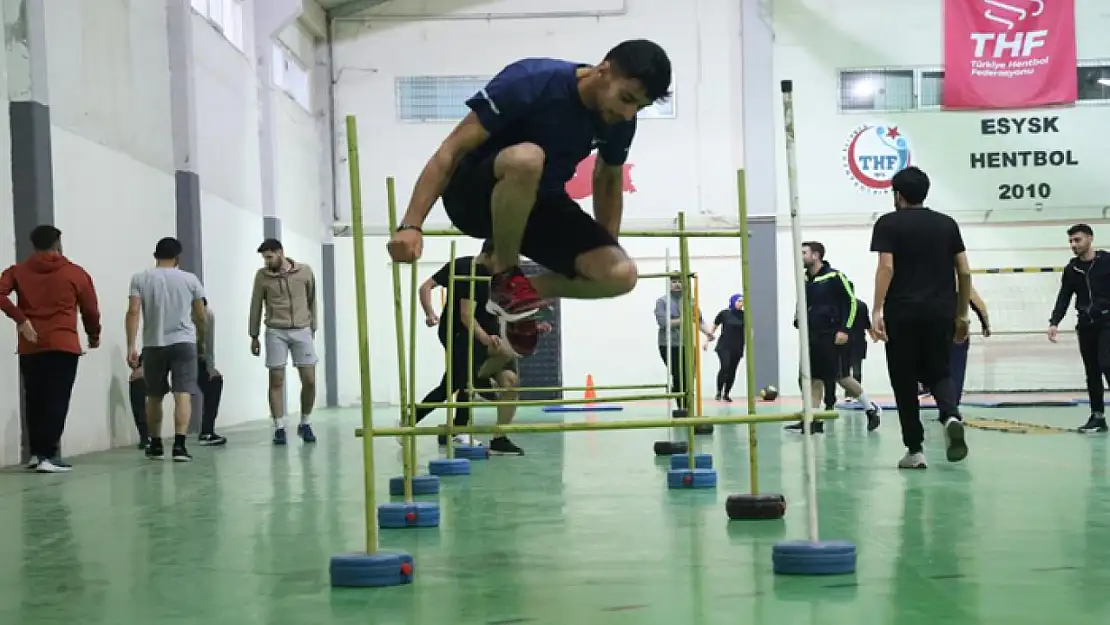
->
<box><xmin>897</xmin><ymin>451</ymin><xmax>927</xmax><ymax>469</ymax></box>
<box><xmin>453</xmin><ymin>434</ymin><xmax>482</xmax><ymax>447</ymax></box>
<box><xmin>35</xmin><ymin>458</ymin><xmax>72</xmax><ymax>474</ymax></box>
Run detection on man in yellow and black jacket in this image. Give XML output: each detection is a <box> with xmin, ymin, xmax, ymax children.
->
<box><xmin>787</xmin><ymin>241</ymin><xmax>881</xmax><ymax>434</ymax></box>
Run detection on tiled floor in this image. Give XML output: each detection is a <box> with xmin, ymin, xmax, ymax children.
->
<box><xmin>1</xmin><ymin>399</ymin><xmax>1108</xmax><ymax>624</ymax></box>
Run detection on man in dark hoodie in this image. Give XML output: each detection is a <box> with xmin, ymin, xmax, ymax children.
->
<box><xmin>1048</xmin><ymin>223</ymin><xmax>1110</xmax><ymax>434</ymax></box>
<box><xmin>0</xmin><ymin>225</ymin><xmax>101</xmax><ymax>473</ymax></box>
<box><xmin>787</xmin><ymin>242</ymin><xmax>880</xmax><ymax>434</ymax></box>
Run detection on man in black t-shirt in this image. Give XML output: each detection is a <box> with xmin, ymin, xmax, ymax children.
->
<box><xmin>870</xmin><ymin>166</ymin><xmax>972</xmax><ymax>469</ymax></box>
<box><xmin>410</xmin><ymin>240</ymin><xmax>528</xmax><ymax>456</ymax></box>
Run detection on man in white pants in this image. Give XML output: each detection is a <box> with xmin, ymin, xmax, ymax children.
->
<box><xmin>249</xmin><ymin>238</ymin><xmax>319</xmax><ymax>445</ymax></box>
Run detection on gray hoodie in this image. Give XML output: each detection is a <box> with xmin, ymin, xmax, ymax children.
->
<box><xmin>655</xmin><ymin>292</ymin><xmax>704</xmax><ymax>347</ymax></box>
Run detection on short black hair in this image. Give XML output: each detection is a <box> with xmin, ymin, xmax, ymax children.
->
<box><xmin>891</xmin><ymin>166</ymin><xmax>930</xmax><ymax>205</ymax></box>
<box><xmin>29</xmin><ymin>225</ymin><xmax>61</xmax><ymax>252</ymax></box>
<box><xmin>480</xmin><ymin>239</ymin><xmax>494</xmax><ymax>255</ymax></box>
<box><xmin>802</xmin><ymin>241</ymin><xmax>825</xmax><ymax>259</ymax></box>
<box><xmin>1068</xmin><ymin>223</ymin><xmax>1094</xmax><ymax>237</ymax></box>
<box><xmin>257</xmin><ymin>238</ymin><xmax>283</xmax><ymax>254</ymax></box>
<box><xmin>154</xmin><ymin>237</ymin><xmax>183</xmax><ymax>260</ymax></box>
<box><xmin>603</xmin><ymin>39</ymin><xmax>672</xmax><ymax>103</ymax></box>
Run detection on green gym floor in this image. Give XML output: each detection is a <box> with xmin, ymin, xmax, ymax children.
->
<box><xmin>2</xmin><ymin>400</ymin><xmax>1108</xmax><ymax>625</ymax></box>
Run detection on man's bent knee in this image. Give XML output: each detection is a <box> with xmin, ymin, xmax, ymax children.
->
<box><xmin>576</xmin><ymin>248</ymin><xmax>638</xmax><ymax>295</ymax></box>
<box><xmin>495</xmin><ymin>370</ymin><xmax>519</xmax><ymax>389</ymax></box>
<box><xmin>495</xmin><ymin>143</ymin><xmax>545</xmax><ymax>181</ymax></box>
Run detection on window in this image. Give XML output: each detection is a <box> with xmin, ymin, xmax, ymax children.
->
<box><xmin>838</xmin><ymin>70</ymin><xmax>916</xmax><ymax>112</ymax></box>
<box><xmin>918</xmin><ymin>70</ymin><xmax>944</xmax><ymax>108</ymax></box>
<box><xmin>396</xmin><ymin>76</ymin><xmax>488</xmax><ymax>122</ymax></box>
<box><xmin>191</xmin><ymin>0</ymin><xmax>245</xmax><ymax>52</ymax></box>
<box><xmin>396</xmin><ymin>75</ymin><xmax>681</xmax><ymax>122</ymax></box>
<box><xmin>272</xmin><ymin>44</ymin><xmax>311</xmax><ymax>110</ymax></box>
<box><xmin>1078</xmin><ymin>65</ymin><xmax>1110</xmax><ymax>102</ymax></box>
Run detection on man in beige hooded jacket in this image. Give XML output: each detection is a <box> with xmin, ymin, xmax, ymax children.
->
<box><xmin>249</xmin><ymin>238</ymin><xmax>318</xmax><ymax>445</ymax></box>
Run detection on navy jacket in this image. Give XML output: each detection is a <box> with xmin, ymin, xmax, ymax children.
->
<box><xmin>803</xmin><ymin>261</ymin><xmax>858</xmax><ymax>335</ymax></box>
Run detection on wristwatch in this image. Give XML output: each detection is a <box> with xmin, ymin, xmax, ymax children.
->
<box><xmin>396</xmin><ymin>224</ymin><xmax>423</xmax><ymax>233</ymax></box>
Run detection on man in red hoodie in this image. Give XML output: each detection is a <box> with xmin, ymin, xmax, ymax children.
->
<box><xmin>0</xmin><ymin>225</ymin><xmax>101</xmax><ymax>473</ymax></box>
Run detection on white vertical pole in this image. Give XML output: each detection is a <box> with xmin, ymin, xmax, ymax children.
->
<box><xmin>781</xmin><ymin>79</ymin><xmax>820</xmax><ymax>544</ymax></box>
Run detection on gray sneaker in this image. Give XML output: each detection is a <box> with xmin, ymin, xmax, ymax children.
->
<box><xmin>898</xmin><ymin>451</ymin><xmax>927</xmax><ymax>469</ymax></box>
<box><xmin>943</xmin><ymin>417</ymin><xmax>968</xmax><ymax>462</ymax></box>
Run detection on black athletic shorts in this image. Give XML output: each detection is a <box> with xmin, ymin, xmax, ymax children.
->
<box><xmin>442</xmin><ymin>151</ymin><xmax>620</xmax><ymax>278</ymax></box>
<box><xmin>808</xmin><ymin>333</ymin><xmax>846</xmax><ymax>381</ymax></box>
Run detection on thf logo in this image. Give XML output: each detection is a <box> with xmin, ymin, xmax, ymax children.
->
<box><xmin>564</xmin><ymin>153</ymin><xmax>636</xmax><ymax>200</ymax></box>
<box><xmin>971</xmin><ymin>0</ymin><xmax>1046</xmax><ymax>59</ymax></box>
<box><xmin>842</xmin><ymin>124</ymin><xmax>912</xmax><ymax>195</ymax></box>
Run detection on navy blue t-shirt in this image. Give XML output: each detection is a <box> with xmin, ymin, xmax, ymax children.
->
<box><xmin>463</xmin><ymin>58</ymin><xmax>637</xmax><ymax>196</ymax></box>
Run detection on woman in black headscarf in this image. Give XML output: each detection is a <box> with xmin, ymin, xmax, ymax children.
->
<box><xmin>709</xmin><ymin>294</ymin><xmax>746</xmax><ymax>402</ymax></box>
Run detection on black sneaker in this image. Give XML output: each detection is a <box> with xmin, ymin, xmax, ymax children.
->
<box><xmin>865</xmin><ymin>402</ymin><xmax>882</xmax><ymax>432</ymax></box>
<box><xmin>172</xmin><ymin>445</ymin><xmax>193</xmax><ymax>462</ymax></box>
<box><xmin>489</xmin><ymin>436</ymin><xmax>524</xmax><ymax>456</ymax></box>
<box><xmin>146</xmin><ymin>439</ymin><xmax>165</xmax><ymax>460</ymax></box>
<box><xmin>942</xmin><ymin>417</ymin><xmax>968</xmax><ymax>462</ymax></box>
<box><xmin>1078</xmin><ymin>414</ymin><xmax>1109</xmax><ymax>434</ymax></box>
<box><xmin>784</xmin><ymin>420</ymin><xmax>824</xmax><ymax>434</ymax></box>
<box><xmin>199</xmin><ymin>433</ymin><xmax>227</xmax><ymax>446</ymax></box>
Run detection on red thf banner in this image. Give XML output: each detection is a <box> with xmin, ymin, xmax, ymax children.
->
<box><xmin>943</xmin><ymin>0</ymin><xmax>1078</xmax><ymax>110</ymax></box>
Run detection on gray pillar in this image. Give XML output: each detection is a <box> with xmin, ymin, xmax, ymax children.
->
<box><xmin>321</xmin><ymin>242</ymin><xmax>338</xmax><ymax>407</ymax></box>
<box><xmin>741</xmin><ymin>0</ymin><xmax>780</xmax><ymax>390</ymax></box>
<box><xmin>167</xmin><ymin>0</ymin><xmax>204</xmax><ymax>433</ymax></box>
<box><xmin>6</xmin><ymin>0</ymin><xmax>52</xmax><ymax>462</ymax></box>
<box><xmin>263</xmin><ymin>216</ymin><xmax>282</xmax><ymax>241</ymax></box>
<box><xmin>167</xmin><ymin>0</ymin><xmax>202</xmax><ymax>278</ymax></box>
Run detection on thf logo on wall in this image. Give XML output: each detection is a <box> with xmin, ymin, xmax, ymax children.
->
<box><xmin>564</xmin><ymin>153</ymin><xmax>636</xmax><ymax>200</ymax></box>
<box><xmin>841</xmin><ymin>124</ymin><xmax>912</xmax><ymax>194</ymax></box>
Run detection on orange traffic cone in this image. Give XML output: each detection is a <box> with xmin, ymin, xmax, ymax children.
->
<box><xmin>584</xmin><ymin>374</ymin><xmax>597</xmax><ymax>400</ymax></box>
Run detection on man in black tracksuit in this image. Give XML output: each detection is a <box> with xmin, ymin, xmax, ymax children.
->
<box><xmin>1048</xmin><ymin>223</ymin><xmax>1110</xmax><ymax>433</ymax></box>
<box><xmin>789</xmin><ymin>242</ymin><xmax>881</xmax><ymax>433</ymax></box>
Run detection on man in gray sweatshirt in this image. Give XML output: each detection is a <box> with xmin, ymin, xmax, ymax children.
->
<box><xmin>655</xmin><ymin>277</ymin><xmax>715</xmax><ymax>415</ymax></box>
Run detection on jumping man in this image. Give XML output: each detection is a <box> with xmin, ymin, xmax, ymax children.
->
<box><xmin>1048</xmin><ymin>223</ymin><xmax>1110</xmax><ymax>433</ymax></box>
<box><xmin>387</xmin><ymin>41</ymin><xmax>673</xmax><ymax>357</ymax></box>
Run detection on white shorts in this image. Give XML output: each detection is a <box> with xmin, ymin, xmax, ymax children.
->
<box><xmin>264</xmin><ymin>327</ymin><xmax>318</xmax><ymax>369</ymax></box>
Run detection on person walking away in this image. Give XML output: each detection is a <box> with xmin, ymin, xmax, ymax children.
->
<box><xmin>126</xmin><ymin>237</ymin><xmax>207</xmax><ymax>462</ymax></box>
<box><xmin>655</xmin><ymin>276</ymin><xmax>715</xmax><ymax>417</ymax></box>
<box><xmin>825</xmin><ymin>298</ymin><xmax>872</xmax><ymax>409</ymax></box>
<box><xmin>1048</xmin><ymin>223</ymin><xmax>1110</xmax><ymax>433</ymax></box>
<box><xmin>249</xmin><ymin>238</ymin><xmax>319</xmax><ymax>445</ymax></box>
<box><xmin>870</xmin><ymin>167</ymin><xmax>972</xmax><ymax>469</ymax></box>
<box><xmin>0</xmin><ymin>225</ymin><xmax>100</xmax><ymax>473</ymax></box>
<box><xmin>197</xmin><ymin>298</ymin><xmax>225</xmax><ymax>445</ymax></box>
<box><xmin>708</xmin><ymin>293</ymin><xmax>745</xmax><ymax>402</ymax></box>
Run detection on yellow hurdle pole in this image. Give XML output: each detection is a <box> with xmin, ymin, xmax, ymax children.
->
<box><xmin>737</xmin><ymin>168</ymin><xmax>760</xmax><ymax>495</ymax></box>
<box><xmin>360</xmin><ymin>410</ymin><xmax>840</xmax><ymax>437</ymax></box>
<box><xmin>640</xmin><ymin>271</ymin><xmax>689</xmax><ymax>280</ymax></box>
<box><xmin>417</xmin><ymin>392</ymin><xmax>680</xmax><ymax>409</ymax></box>
<box><xmin>408</xmin><ymin>258</ymin><xmax>419</xmax><ymax>476</ymax></box>
<box><xmin>678</xmin><ymin>213</ymin><xmax>696</xmax><ymax>471</ymax></box>
<box><xmin>466</xmin><ymin>257</ymin><xmax>478</xmax><ymax>429</ymax></box>
<box><xmin>693</xmin><ymin>273</ymin><xmax>704</xmax><ymax>420</ymax></box>
<box><xmin>469</xmin><ymin>383</ymin><xmax>667</xmax><ymax>393</ymax></box>
<box><xmin>444</xmin><ymin>243</ymin><xmax>458</xmax><ymax>458</ymax></box>
<box><xmin>413</xmin><ymin>229</ymin><xmax>745</xmax><ymax>238</ymax></box>
<box><xmin>344</xmin><ymin>115</ymin><xmax>379</xmax><ymax>554</ymax></box>
<box><xmin>384</xmin><ymin>176</ymin><xmax>414</xmax><ymax>503</ymax></box>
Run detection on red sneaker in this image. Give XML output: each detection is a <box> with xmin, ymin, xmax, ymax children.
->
<box><xmin>504</xmin><ymin>318</ymin><xmax>539</xmax><ymax>357</ymax></box>
<box><xmin>486</xmin><ymin>268</ymin><xmax>547</xmax><ymax>322</ymax></box>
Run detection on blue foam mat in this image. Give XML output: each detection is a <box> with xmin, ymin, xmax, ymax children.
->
<box><xmin>961</xmin><ymin>398</ymin><xmax>1079</xmax><ymax>408</ymax></box>
<box><xmin>542</xmin><ymin>405</ymin><xmax>623</xmax><ymax>413</ymax></box>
